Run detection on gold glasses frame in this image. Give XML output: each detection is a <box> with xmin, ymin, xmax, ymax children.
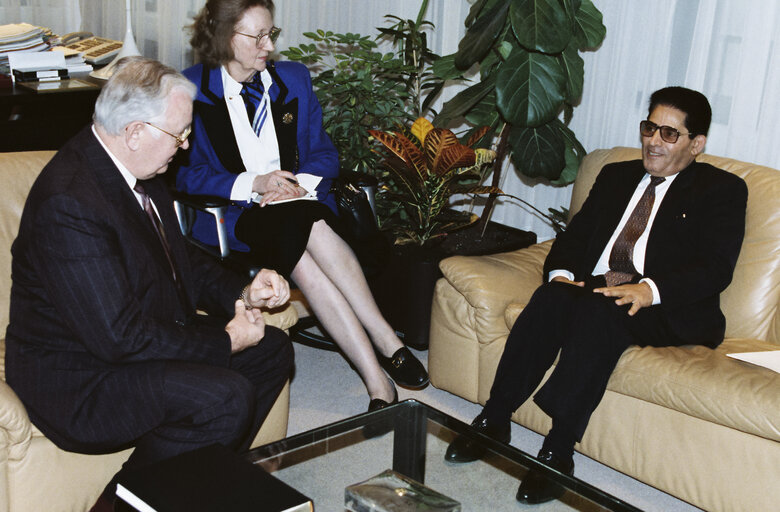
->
<box><xmin>144</xmin><ymin>122</ymin><xmax>191</xmax><ymax>148</ymax></box>
<box><xmin>234</xmin><ymin>26</ymin><xmax>282</xmax><ymax>48</ymax></box>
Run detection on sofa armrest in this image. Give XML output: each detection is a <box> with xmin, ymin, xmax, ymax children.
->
<box><xmin>438</xmin><ymin>240</ymin><xmax>552</xmax><ymax>345</ymax></box>
<box><xmin>263</xmin><ymin>303</ymin><xmax>298</xmax><ymax>332</ymax></box>
<box><xmin>0</xmin><ymin>379</ymin><xmax>32</xmax><ymax>463</ymax></box>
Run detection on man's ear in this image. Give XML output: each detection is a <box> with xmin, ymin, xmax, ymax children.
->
<box><xmin>124</xmin><ymin>122</ymin><xmax>144</xmax><ymax>151</ymax></box>
<box><xmin>691</xmin><ymin>134</ymin><xmax>707</xmax><ymax>157</ymax></box>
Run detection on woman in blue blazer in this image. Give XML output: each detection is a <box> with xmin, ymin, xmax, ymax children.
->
<box><xmin>177</xmin><ymin>0</ymin><xmax>428</xmax><ymax>409</ymax></box>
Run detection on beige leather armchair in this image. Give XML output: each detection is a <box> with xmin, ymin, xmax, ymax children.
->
<box><xmin>429</xmin><ymin>147</ymin><xmax>780</xmax><ymax>512</ymax></box>
<box><xmin>0</xmin><ymin>151</ymin><xmax>298</xmax><ymax>512</ymax></box>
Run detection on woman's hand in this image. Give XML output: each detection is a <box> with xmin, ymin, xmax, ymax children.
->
<box><xmin>252</xmin><ymin>170</ymin><xmax>305</xmax><ymax>206</ymax></box>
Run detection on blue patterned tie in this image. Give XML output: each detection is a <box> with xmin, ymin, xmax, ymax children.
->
<box><xmin>239</xmin><ymin>73</ymin><xmax>268</xmax><ymax>136</ymax></box>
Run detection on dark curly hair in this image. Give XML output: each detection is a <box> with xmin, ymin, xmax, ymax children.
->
<box><xmin>189</xmin><ymin>0</ymin><xmax>275</xmax><ymax>68</ymax></box>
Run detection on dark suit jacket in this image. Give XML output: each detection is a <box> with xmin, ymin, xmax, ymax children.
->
<box><xmin>544</xmin><ymin>159</ymin><xmax>747</xmax><ymax>346</ymax></box>
<box><xmin>4</xmin><ymin>127</ymin><xmax>248</xmax><ymax>448</ymax></box>
<box><xmin>174</xmin><ymin>61</ymin><xmax>340</xmax><ymax>252</ymax></box>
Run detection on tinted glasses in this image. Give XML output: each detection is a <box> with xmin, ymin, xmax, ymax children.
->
<box><xmin>640</xmin><ymin>120</ymin><xmax>692</xmax><ymax>144</ymax></box>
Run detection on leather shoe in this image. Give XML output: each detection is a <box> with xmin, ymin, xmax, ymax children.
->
<box><xmin>516</xmin><ymin>449</ymin><xmax>574</xmax><ymax>504</ymax></box>
<box><xmin>444</xmin><ymin>413</ymin><xmax>511</xmax><ymax>463</ymax></box>
<box><xmin>367</xmin><ymin>380</ymin><xmax>398</xmax><ymax>412</ymax></box>
<box><xmin>379</xmin><ymin>347</ymin><xmax>429</xmax><ymax>389</ymax></box>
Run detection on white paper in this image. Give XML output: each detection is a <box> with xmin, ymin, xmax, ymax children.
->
<box><xmin>726</xmin><ymin>351</ymin><xmax>780</xmax><ymax>374</ymax></box>
<box><xmin>9</xmin><ymin>50</ymin><xmax>66</xmax><ymax>72</ymax></box>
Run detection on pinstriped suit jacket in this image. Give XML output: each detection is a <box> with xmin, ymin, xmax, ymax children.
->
<box><xmin>4</xmin><ymin>127</ymin><xmax>248</xmax><ymax>450</ymax></box>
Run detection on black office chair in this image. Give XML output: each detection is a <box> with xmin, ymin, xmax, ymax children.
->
<box><xmin>170</xmin><ymin>172</ymin><xmax>384</xmax><ymax>351</ymax></box>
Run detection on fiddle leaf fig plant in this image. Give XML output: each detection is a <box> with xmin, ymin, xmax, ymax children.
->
<box><xmin>369</xmin><ymin>118</ymin><xmax>498</xmax><ymax>246</ymax></box>
<box><xmin>433</xmin><ymin>0</ymin><xmax>607</xmax><ymax>225</ymax></box>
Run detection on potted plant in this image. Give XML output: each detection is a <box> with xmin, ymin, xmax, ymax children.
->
<box><xmin>432</xmin><ymin>0</ymin><xmax>607</xmax><ymax>229</ymax></box>
<box><xmin>368</xmin><ymin>117</ymin><xmax>497</xmax><ymax>247</ymax></box>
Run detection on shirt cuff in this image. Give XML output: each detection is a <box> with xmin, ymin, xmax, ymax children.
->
<box><xmin>230</xmin><ymin>172</ymin><xmax>258</xmax><ymax>202</ymax></box>
<box><xmin>640</xmin><ymin>278</ymin><xmax>661</xmax><ymax>305</ymax></box>
<box><xmin>548</xmin><ymin>269</ymin><xmax>574</xmax><ymax>282</ymax></box>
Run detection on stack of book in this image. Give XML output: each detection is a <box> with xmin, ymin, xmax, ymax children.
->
<box><xmin>51</xmin><ymin>46</ymin><xmax>93</xmax><ymax>75</ymax></box>
<box><xmin>12</xmin><ymin>67</ymin><xmax>68</xmax><ymax>83</ymax></box>
<box><xmin>0</xmin><ymin>23</ymin><xmax>53</xmax><ymax>85</ymax></box>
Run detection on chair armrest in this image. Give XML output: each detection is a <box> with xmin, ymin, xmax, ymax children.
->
<box><xmin>0</xmin><ymin>379</ymin><xmax>32</xmax><ymax>461</ymax></box>
<box><xmin>438</xmin><ymin>240</ymin><xmax>553</xmax><ymax>344</ymax></box>
<box><xmin>171</xmin><ymin>191</ymin><xmax>232</xmax><ymax>259</ymax></box>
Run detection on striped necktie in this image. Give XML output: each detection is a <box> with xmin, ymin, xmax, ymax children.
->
<box><xmin>239</xmin><ymin>73</ymin><xmax>268</xmax><ymax>137</ymax></box>
<box><xmin>604</xmin><ymin>175</ymin><xmax>666</xmax><ymax>287</ymax></box>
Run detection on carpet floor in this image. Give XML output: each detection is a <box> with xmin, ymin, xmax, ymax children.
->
<box><xmin>285</xmin><ymin>340</ymin><xmax>704</xmax><ymax>512</ymax></box>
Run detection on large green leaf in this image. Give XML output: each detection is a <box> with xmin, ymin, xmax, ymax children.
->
<box><xmin>454</xmin><ymin>1</ymin><xmax>510</xmax><ymax>70</ymax></box>
<box><xmin>464</xmin><ymin>90</ymin><xmax>500</xmax><ymax>127</ymax></box>
<box><xmin>510</xmin><ymin>0</ymin><xmax>573</xmax><ymax>54</ymax></box>
<box><xmin>560</xmin><ymin>44</ymin><xmax>584</xmax><ymax>103</ymax></box>
<box><xmin>496</xmin><ymin>48</ymin><xmax>567</xmax><ymax>127</ymax></box>
<box><xmin>573</xmin><ymin>0</ymin><xmax>607</xmax><ymax>50</ymax></box>
<box><xmin>509</xmin><ymin>122</ymin><xmax>567</xmax><ymax>179</ymax></box>
<box><xmin>431</xmin><ymin>53</ymin><xmax>463</xmax><ymax>80</ymax></box>
<box><xmin>433</xmin><ymin>74</ymin><xmax>497</xmax><ymax>128</ymax></box>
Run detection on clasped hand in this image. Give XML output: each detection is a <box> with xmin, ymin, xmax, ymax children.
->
<box><xmin>225</xmin><ymin>269</ymin><xmax>290</xmax><ymax>353</ymax></box>
<box><xmin>253</xmin><ymin>170</ymin><xmax>305</xmax><ymax>206</ymax></box>
<box><xmin>551</xmin><ymin>276</ymin><xmax>653</xmax><ymax>316</ymax></box>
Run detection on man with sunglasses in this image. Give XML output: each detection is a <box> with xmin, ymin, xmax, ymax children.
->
<box><xmin>445</xmin><ymin>86</ymin><xmax>747</xmax><ymax>505</ymax></box>
<box><xmin>5</xmin><ymin>56</ymin><xmax>294</xmax><ymax>511</ymax></box>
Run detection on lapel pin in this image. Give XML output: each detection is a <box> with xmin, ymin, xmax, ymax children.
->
<box><xmin>282</xmin><ymin>113</ymin><xmax>294</xmax><ymax>124</ymax></box>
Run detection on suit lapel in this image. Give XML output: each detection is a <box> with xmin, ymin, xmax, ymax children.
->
<box><xmin>195</xmin><ymin>66</ymin><xmax>246</xmax><ymax>175</ymax></box>
<box><xmin>82</xmin><ymin>129</ymin><xmax>189</xmax><ymax>308</ymax></box>
<box><xmin>645</xmin><ymin>162</ymin><xmax>697</xmax><ymax>269</ymax></box>
<box><xmin>267</xmin><ymin>61</ymin><xmax>300</xmax><ymax>172</ymax></box>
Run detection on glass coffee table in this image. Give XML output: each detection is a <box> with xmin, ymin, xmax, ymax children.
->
<box><xmin>245</xmin><ymin>400</ymin><xmax>641</xmax><ymax>511</ymax></box>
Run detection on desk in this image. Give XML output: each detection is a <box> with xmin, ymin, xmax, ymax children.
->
<box><xmin>0</xmin><ymin>76</ymin><xmax>103</xmax><ymax>152</ymax></box>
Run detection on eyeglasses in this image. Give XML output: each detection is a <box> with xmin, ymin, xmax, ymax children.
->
<box><xmin>639</xmin><ymin>120</ymin><xmax>692</xmax><ymax>144</ymax></box>
<box><xmin>234</xmin><ymin>26</ymin><xmax>281</xmax><ymax>47</ymax></box>
<box><xmin>144</xmin><ymin>122</ymin><xmax>191</xmax><ymax>147</ymax></box>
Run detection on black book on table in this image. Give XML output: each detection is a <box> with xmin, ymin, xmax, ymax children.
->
<box><xmin>115</xmin><ymin>444</ymin><xmax>312</xmax><ymax>512</ymax></box>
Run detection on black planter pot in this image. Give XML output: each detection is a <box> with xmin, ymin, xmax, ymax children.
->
<box><xmin>368</xmin><ymin>221</ymin><xmax>537</xmax><ymax>350</ymax></box>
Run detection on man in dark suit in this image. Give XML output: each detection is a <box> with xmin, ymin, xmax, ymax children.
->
<box><xmin>445</xmin><ymin>87</ymin><xmax>747</xmax><ymax>504</ymax></box>
<box><xmin>4</xmin><ymin>57</ymin><xmax>294</xmax><ymax>510</ymax></box>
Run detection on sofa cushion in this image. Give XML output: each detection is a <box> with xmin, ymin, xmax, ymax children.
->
<box><xmin>502</xmin><ymin>308</ymin><xmax>780</xmax><ymax>444</ymax></box>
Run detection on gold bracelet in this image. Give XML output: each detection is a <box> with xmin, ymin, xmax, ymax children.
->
<box><xmin>240</xmin><ymin>284</ymin><xmax>254</xmax><ymax>310</ymax></box>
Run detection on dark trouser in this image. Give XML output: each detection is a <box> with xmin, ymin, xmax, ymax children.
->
<box><xmin>104</xmin><ymin>326</ymin><xmax>293</xmax><ymax>487</ymax></box>
<box><xmin>483</xmin><ymin>281</ymin><xmax>685</xmax><ymax>449</ymax></box>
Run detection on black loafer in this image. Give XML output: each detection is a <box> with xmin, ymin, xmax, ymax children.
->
<box><xmin>379</xmin><ymin>347</ymin><xmax>429</xmax><ymax>389</ymax></box>
<box><xmin>516</xmin><ymin>449</ymin><xmax>574</xmax><ymax>504</ymax></box>
<box><xmin>444</xmin><ymin>413</ymin><xmax>511</xmax><ymax>463</ymax></box>
<box><xmin>367</xmin><ymin>381</ymin><xmax>398</xmax><ymax>412</ymax></box>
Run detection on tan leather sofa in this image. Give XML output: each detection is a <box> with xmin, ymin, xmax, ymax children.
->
<box><xmin>0</xmin><ymin>150</ymin><xmax>298</xmax><ymax>512</ymax></box>
<box><xmin>429</xmin><ymin>147</ymin><xmax>780</xmax><ymax>512</ymax></box>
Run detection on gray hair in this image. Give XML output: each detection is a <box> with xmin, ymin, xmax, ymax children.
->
<box><xmin>93</xmin><ymin>56</ymin><xmax>197</xmax><ymax>135</ymax></box>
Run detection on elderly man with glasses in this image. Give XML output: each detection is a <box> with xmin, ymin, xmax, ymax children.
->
<box><xmin>4</xmin><ymin>56</ymin><xmax>295</xmax><ymax>511</ymax></box>
<box><xmin>444</xmin><ymin>86</ymin><xmax>748</xmax><ymax>505</ymax></box>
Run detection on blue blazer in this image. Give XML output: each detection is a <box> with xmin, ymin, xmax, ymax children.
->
<box><xmin>544</xmin><ymin>159</ymin><xmax>747</xmax><ymax>346</ymax></box>
<box><xmin>176</xmin><ymin>61</ymin><xmax>339</xmax><ymax>251</ymax></box>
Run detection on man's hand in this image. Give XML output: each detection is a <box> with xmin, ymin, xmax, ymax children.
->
<box><xmin>252</xmin><ymin>170</ymin><xmax>305</xmax><ymax>206</ymax></box>
<box><xmin>225</xmin><ymin>300</ymin><xmax>266</xmax><ymax>353</ymax></box>
<box><xmin>245</xmin><ymin>268</ymin><xmax>290</xmax><ymax>310</ymax></box>
<box><xmin>593</xmin><ymin>282</ymin><xmax>653</xmax><ymax>316</ymax></box>
<box><xmin>551</xmin><ymin>275</ymin><xmax>585</xmax><ymax>287</ymax></box>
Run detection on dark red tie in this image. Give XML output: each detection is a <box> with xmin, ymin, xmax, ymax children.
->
<box><xmin>134</xmin><ymin>182</ymin><xmax>179</xmax><ymax>284</ymax></box>
<box><xmin>605</xmin><ymin>176</ymin><xmax>665</xmax><ymax>286</ymax></box>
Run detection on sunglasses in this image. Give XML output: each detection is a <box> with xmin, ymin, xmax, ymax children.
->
<box><xmin>640</xmin><ymin>120</ymin><xmax>692</xmax><ymax>144</ymax></box>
